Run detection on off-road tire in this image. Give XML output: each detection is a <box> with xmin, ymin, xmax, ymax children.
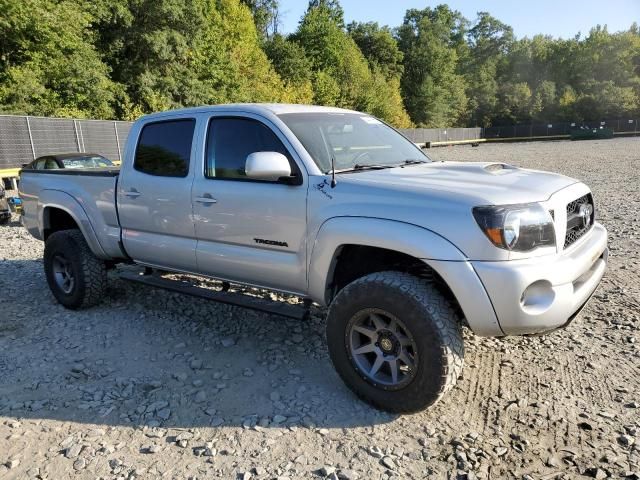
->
<box><xmin>44</xmin><ymin>229</ymin><xmax>107</xmax><ymax>309</ymax></box>
<box><xmin>0</xmin><ymin>215</ymin><xmax>10</xmax><ymax>225</ymax></box>
<box><xmin>326</xmin><ymin>271</ymin><xmax>464</xmax><ymax>413</ymax></box>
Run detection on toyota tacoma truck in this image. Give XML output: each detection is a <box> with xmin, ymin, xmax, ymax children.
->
<box><xmin>19</xmin><ymin>104</ymin><xmax>608</xmax><ymax>413</ymax></box>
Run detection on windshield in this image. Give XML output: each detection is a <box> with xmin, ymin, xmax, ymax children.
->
<box><xmin>61</xmin><ymin>155</ymin><xmax>114</xmax><ymax>169</ymax></box>
<box><xmin>278</xmin><ymin>112</ymin><xmax>430</xmax><ymax>173</ymax></box>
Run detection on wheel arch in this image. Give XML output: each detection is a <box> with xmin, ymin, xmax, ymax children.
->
<box><xmin>308</xmin><ymin>217</ymin><xmax>466</xmax><ymax>303</ymax></box>
<box><xmin>39</xmin><ymin>190</ymin><xmax>108</xmax><ymax>259</ymax></box>
<box><xmin>308</xmin><ymin>216</ymin><xmax>503</xmax><ymax>336</ymax></box>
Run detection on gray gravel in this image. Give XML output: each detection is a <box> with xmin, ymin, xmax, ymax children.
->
<box><xmin>1</xmin><ymin>137</ymin><xmax>639</xmax><ymax>479</ymax></box>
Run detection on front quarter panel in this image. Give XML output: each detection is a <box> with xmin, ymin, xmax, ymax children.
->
<box><xmin>307</xmin><ymin>216</ymin><xmax>468</xmax><ymax>306</ymax></box>
<box><xmin>307</xmin><ymin>216</ymin><xmax>504</xmax><ymax>335</ymax></box>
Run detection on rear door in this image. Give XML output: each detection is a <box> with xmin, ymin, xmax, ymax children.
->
<box><xmin>117</xmin><ymin>117</ymin><xmax>199</xmax><ymax>272</ymax></box>
<box><xmin>191</xmin><ymin>113</ymin><xmax>308</xmax><ymax>294</ymax></box>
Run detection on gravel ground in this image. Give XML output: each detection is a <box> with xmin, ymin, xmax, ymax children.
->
<box><xmin>1</xmin><ymin>137</ymin><xmax>639</xmax><ymax>480</ymax></box>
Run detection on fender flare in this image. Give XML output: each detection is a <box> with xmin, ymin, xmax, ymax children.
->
<box><xmin>308</xmin><ymin>216</ymin><xmax>466</xmax><ymax>303</ymax></box>
<box><xmin>307</xmin><ymin>216</ymin><xmax>503</xmax><ymax>336</ymax></box>
<box><xmin>38</xmin><ymin>189</ymin><xmax>108</xmax><ymax>259</ymax></box>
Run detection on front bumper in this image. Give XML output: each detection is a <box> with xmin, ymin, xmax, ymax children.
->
<box><xmin>472</xmin><ymin>222</ymin><xmax>608</xmax><ymax>335</ymax></box>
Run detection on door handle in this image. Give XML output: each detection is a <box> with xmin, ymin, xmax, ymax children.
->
<box><xmin>125</xmin><ymin>189</ymin><xmax>141</xmax><ymax>198</ymax></box>
<box><xmin>195</xmin><ymin>195</ymin><xmax>217</xmax><ymax>204</ymax></box>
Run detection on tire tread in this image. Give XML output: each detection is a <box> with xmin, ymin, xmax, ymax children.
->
<box><xmin>327</xmin><ymin>271</ymin><xmax>464</xmax><ymax>412</ymax></box>
<box><xmin>44</xmin><ymin>229</ymin><xmax>106</xmax><ymax>309</ymax></box>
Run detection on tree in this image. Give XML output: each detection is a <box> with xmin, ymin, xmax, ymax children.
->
<box><xmin>397</xmin><ymin>5</ymin><xmax>468</xmax><ymax>126</ymax></box>
<box><xmin>531</xmin><ymin>80</ymin><xmax>557</xmax><ymax>121</ymax></box>
<box><xmin>263</xmin><ymin>33</ymin><xmax>314</xmax><ymax>102</ymax></box>
<box><xmin>0</xmin><ymin>0</ymin><xmax>118</xmax><ymax>118</ymax></box>
<box><xmin>496</xmin><ymin>82</ymin><xmax>532</xmax><ymax>124</ymax></box>
<box><xmin>240</xmin><ymin>0</ymin><xmax>279</xmax><ymax>37</ymax></box>
<box><xmin>89</xmin><ymin>0</ymin><xmax>300</xmax><ymax>113</ymax></box>
<box><xmin>347</xmin><ymin>22</ymin><xmax>404</xmax><ymax>79</ymax></box>
<box><xmin>1</xmin><ymin>0</ymin><xmax>638</xmax><ymax>126</ymax></box>
<box><xmin>462</xmin><ymin>12</ymin><xmax>513</xmax><ymax>126</ymax></box>
<box><xmin>292</xmin><ymin>0</ymin><xmax>411</xmax><ymax>126</ymax></box>
<box><xmin>306</xmin><ymin>0</ymin><xmax>344</xmax><ymax>26</ymax></box>
<box><xmin>89</xmin><ymin>0</ymin><xmax>207</xmax><ymax>114</ymax></box>
<box><xmin>191</xmin><ymin>0</ymin><xmax>300</xmax><ymax>105</ymax></box>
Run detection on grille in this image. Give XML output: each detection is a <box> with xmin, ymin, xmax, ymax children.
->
<box><xmin>564</xmin><ymin>193</ymin><xmax>594</xmax><ymax>249</ymax></box>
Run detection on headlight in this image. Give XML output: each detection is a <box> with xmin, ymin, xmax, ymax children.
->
<box><xmin>473</xmin><ymin>203</ymin><xmax>555</xmax><ymax>252</ymax></box>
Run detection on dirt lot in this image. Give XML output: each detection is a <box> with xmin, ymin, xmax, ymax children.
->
<box><xmin>1</xmin><ymin>137</ymin><xmax>639</xmax><ymax>480</ymax></box>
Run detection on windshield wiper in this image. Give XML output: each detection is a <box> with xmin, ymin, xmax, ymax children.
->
<box><xmin>335</xmin><ymin>164</ymin><xmax>394</xmax><ymax>174</ymax></box>
<box><xmin>354</xmin><ymin>163</ymin><xmax>394</xmax><ymax>170</ymax></box>
<box><xmin>402</xmin><ymin>159</ymin><xmax>428</xmax><ymax>165</ymax></box>
<box><xmin>335</xmin><ymin>160</ymin><xmax>426</xmax><ymax>174</ymax></box>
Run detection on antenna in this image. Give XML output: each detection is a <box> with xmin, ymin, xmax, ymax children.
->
<box><xmin>330</xmin><ymin>153</ymin><xmax>337</xmax><ymax>188</ymax></box>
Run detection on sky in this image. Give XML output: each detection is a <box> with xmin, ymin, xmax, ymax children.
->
<box><xmin>277</xmin><ymin>0</ymin><xmax>640</xmax><ymax>38</ymax></box>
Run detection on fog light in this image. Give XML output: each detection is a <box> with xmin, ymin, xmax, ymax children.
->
<box><xmin>520</xmin><ymin>280</ymin><xmax>555</xmax><ymax>315</ymax></box>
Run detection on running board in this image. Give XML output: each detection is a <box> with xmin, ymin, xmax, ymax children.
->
<box><xmin>119</xmin><ymin>271</ymin><xmax>307</xmax><ymax>320</ymax></box>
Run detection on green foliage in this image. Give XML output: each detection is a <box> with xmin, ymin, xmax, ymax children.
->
<box><xmin>292</xmin><ymin>2</ymin><xmax>411</xmax><ymax>127</ymax></box>
<box><xmin>397</xmin><ymin>5</ymin><xmax>468</xmax><ymax>127</ymax></box>
<box><xmin>348</xmin><ymin>22</ymin><xmax>404</xmax><ymax>79</ymax></box>
<box><xmin>190</xmin><ymin>0</ymin><xmax>290</xmax><ymax>105</ymax></box>
<box><xmin>461</xmin><ymin>12</ymin><xmax>513</xmax><ymax>126</ymax></box>
<box><xmin>307</xmin><ymin>0</ymin><xmax>344</xmax><ymax>26</ymax></box>
<box><xmin>263</xmin><ymin>34</ymin><xmax>314</xmax><ymax>103</ymax></box>
<box><xmin>240</xmin><ymin>0</ymin><xmax>278</xmax><ymax>37</ymax></box>
<box><xmin>0</xmin><ymin>0</ymin><xmax>637</xmax><ymax>127</ymax></box>
<box><xmin>0</xmin><ymin>0</ymin><xmax>117</xmax><ymax>118</ymax></box>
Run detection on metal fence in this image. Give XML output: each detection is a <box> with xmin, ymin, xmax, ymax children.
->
<box><xmin>400</xmin><ymin>127</ymin><xmax>482</xmax><ymax>144</ymax></box>
<box><xmin>0</xmin><ymin>115</ymin><xmax>132</xmax><ymax>169</ymax></box>
<box><xmin>484</xmin><ymin>119</ymin><xmax>640</xmax><ymax>139</ymax></box>
<box><xmin>403</xmin><ymin>119</ymin><xmax>639</xmax><ymax>143</ymax></box>
<box><xmin>1</xmin><ymin>114</ymin><xmax>638</xmax><ymax>171</ymax></box>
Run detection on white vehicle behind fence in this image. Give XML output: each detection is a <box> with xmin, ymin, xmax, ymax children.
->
<box><xmin>19</xmin><ymin>104</ymin><xmax>608</xmax><ymax>412</ymax></box>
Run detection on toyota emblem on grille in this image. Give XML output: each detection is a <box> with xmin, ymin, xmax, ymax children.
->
<box><xmin>578</xmin><ymin>203</ymin><xmax>593</xmax><ymax>228</ymax></box>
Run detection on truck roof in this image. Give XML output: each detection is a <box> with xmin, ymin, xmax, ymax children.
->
<box><xmin>138</xmin><ymin>103</ymin><xmax>360</xmax><ymax>121</ymax></box>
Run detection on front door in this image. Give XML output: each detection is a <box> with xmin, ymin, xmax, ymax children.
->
<box><xmin>192</xmin><ymin>115</ymin><xmax>308</xmax><ymax>294</ymax></box>
<box><xmin>117</xmin><ymin>118</ymin><xmax>199</xmax><ymax>272</ymax></box>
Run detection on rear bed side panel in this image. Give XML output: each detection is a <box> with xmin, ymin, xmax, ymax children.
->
<box><xmin>19</xmin><ymin>171</ymin><xmax>125</xmax><ymax>260</ymax></box>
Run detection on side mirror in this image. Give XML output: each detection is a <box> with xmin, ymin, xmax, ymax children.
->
<box><xmin>245</xmin><ymin>152</ymin><xmax>292</xmax><ymax>182</ymax></box>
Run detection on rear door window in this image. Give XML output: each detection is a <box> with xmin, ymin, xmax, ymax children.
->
<box><xmin>134</xmin><ymin>119</ymin><xmax>195</xmax><ymax>177</ymax></box>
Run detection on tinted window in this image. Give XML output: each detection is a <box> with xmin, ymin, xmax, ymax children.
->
<box><xmin>206</xmin><ymin>118</ymin><xmax>293</xmax><ymax>180</ymax></box>
<box><xmin>134</xmin><ymin>120</ymin><xmax>195</xmax><ymax>177</ymax></box>
<box><xmin>34</xmin><ymin>159</ymin><xmax>47</xmax><ymax>170</ymax></box>
<box><xmin>45</xmin><ymin>158</ymin><xmax>59</xmax><ymax>169</ymax></box>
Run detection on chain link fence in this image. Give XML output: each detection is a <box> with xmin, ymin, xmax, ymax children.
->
<box><xmin>1</xmin><ymin>114</ymin><xmax>638</xmax><ymax>171</ymax></box>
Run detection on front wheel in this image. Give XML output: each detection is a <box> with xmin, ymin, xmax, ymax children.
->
<box><xmin>326</xmin><ymin>271</ymin><xmax>464</xmax><ymax>413</ymax></box>
<box><xmin>44</xmin><ymin>229</ymin><xmax>107</xmax><ymax>309</ymax></box>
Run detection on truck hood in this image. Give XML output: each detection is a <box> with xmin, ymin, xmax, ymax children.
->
<box><xmin>342</xmin><ymin>161</ymin><xmax>578</xmax><ymax>206</ymax></box>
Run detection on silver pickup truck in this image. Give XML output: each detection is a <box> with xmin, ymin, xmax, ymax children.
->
<box><xmin>20</xmin><ymin>104</ymin><xmax>608</xmax><ymax>412</ymax></box>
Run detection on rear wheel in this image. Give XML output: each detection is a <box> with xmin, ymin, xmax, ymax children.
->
<box><xmin>44</xmin><ymin>230</ymin><xmax>107</xmax><ymax>309</ymax></box>
<box><xmin>326</xmin><ymin>271</ymin><xmax>464</xmax><ymax>413</ymax></box>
